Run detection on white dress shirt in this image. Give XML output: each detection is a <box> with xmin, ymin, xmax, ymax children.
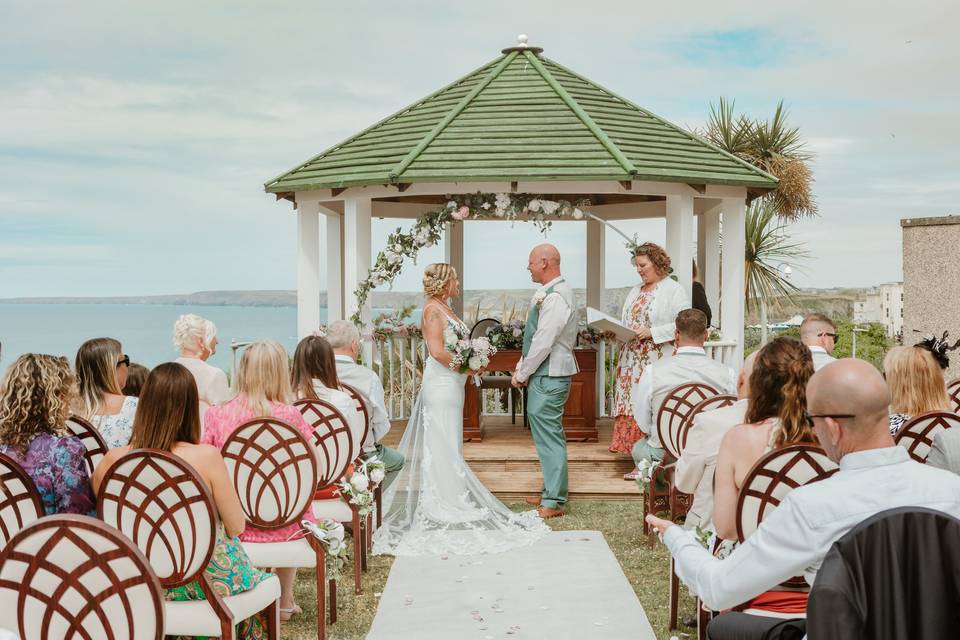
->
<box><xmin>632</xmin><ymin>346</ymin><xmax>737</xmax><ymax>447</ymax></box>
<box><xmin>515</xmin><ymin>276</ymin><xmax>574</xmax><ymax>383</ymax></box>
<box><xmin>808</xmin><ymin>346</ymin><xmax>837</xmax><ymax>371</ymax></box>
<box><xmin>334</xmin><ymin>354</ymin><xmax>391</xmax><ymax>453</ymax></box>
<box><xmin>311</xmin><ymin>379</ymin><xmax>366</xmax><ymax>447</ymax></box>
<box><xmin>664</xmin><ymin>446</ymin><xmax>960</xmax><ymax>611</ymax></box>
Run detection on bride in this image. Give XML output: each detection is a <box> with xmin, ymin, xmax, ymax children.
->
<box><xmin>372</xmin><ymin>263</ymin><xmax>549</xmax><ymax>556</ymax></box>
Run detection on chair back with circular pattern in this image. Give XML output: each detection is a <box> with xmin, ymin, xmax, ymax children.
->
<box><xmin>471</xmin><ymin>318</ymin><xmax>500</xmax><ymax>340</ymax></box>
<box><xmin>894</xmin><ymin>411</ymin><xmax>960</xmax><ymax>463</ymax></box>
<box><xmin>295</xmin><ymin>399</ymin><xmax>356</xmax><ymax>488</ymax></box>
<box><xmin>97</xmin><ymin>449</ymin><xmax>216</xmax><ymax>588</ymax></box>
<box><xmin>677</xmin><ymin>394</ymin><xmax>738</xmax><ymax>454</ymax></box>
<box><xmin>65</xmin><ymin>415</ymin><xmax>109</xmax><ymax>477</ymax></box>
<box><xmin>339</xmin><ymin>383</ymin><xmax>370</xmax><ymax>456</ymax></box>
<box><xmin>0</xmin><ymin>514</ymin><xmax>164</xmax><ymax>640</ymax></box>
<box><xmin>656</xmin><ymin>383</ymin><xmax>719</xmax><ymax>459</ymax></box>
<box><xmin>221</xmin><ymin>418</ymin><xmax>319</xmax><ymax>529</ymax></box>
<box><xmin>0</xmin><ymin>452</ymin><xmax>45</xmax><ymax>550</ymax></box>
<box><xmin>736</xmin><ymin>444</ymin><xmax>838</xmax><ymax>542</ymax></box>
<box><xmin>948</xmin><ymin>379</ymin><xmax>960</xmax><ymax>414</ymax></box>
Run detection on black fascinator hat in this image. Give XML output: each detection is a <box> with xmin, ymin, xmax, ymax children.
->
<box><xmin>914</xmin><ymin>331</ymin><xmax>960</xmax><ymax>370</ymax></box>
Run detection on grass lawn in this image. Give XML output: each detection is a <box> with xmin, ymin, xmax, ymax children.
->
<box><xmin>285</xmin><ymin>501</ymin><xmax>696</xmax><ymax>639</ymax></box>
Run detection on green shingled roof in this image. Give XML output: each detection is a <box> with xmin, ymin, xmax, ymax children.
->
<box><xmin>265</xmin><ymin>47</ymin><xmax>778</xmax><ymax>194</ymax></box>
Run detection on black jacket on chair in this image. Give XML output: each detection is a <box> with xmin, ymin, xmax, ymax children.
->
<box><xmin>807</xmin><ymin>506</ymin><xmax>960</xmax><ymax>640</ymax></box>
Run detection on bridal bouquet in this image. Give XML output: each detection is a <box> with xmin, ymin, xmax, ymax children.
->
<box><xmin>444</xmin><ymin>326</ymin><xmax>497</xmax><ymax>374</ymax></box>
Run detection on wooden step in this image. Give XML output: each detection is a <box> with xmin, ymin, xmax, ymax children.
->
<box><xmin>467</xmin><ymin>458</ymin><xmax>635</xmax><ymax>473</ymax></box>
<box><xmin>476</xmin><ymin>468</ymin><xmax>643</xmax><ymax>502</ymax></box>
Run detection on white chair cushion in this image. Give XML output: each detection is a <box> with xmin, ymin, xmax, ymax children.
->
<box><xmin>243</xmin><ymin>538</ymin><xmax>318</xmax><ymax>569</ymax></box>
<box><xmin>164</xmin><ymin>573</ymin><xmax>280</xmax><ymax>637</ymax></box>
<box><xmin>312</xmin><ymin>498</ymin><xmax>353</xmax><ymax>522</ymax></box>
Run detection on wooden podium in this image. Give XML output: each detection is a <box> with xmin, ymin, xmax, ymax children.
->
<box><xmin>463</xmin><ymin>349</ymin><xmax>597</xmax><ymax>442</ymax></box>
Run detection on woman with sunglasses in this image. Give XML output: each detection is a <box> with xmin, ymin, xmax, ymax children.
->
<box><xmin>75</xmin><ymin>337</ymin><xmax>138</xmax><ymax>448</ymax></box>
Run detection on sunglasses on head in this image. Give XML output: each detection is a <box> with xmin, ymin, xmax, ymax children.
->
<box><xmin>804</xmin><ymin>411</ymin><xmax>855</xmax><ymax>428</ymax></box>
<box><xmin>117</xmin><ymin>354</ymin><xmax>130</xmax><ymax>367</ymax></box>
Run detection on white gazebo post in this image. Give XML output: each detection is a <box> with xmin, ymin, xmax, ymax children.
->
<box><xmin>343</xmin><ymin>197</ymin><xmax>373</xmax><ymax>361</ymax></box>
<box><xmin>665</xmin><ymin>194</ymin><xmax>694</xmax><ymax>299</ymax></box>
<box><xmin>322</xmin><ymin>207</ymin><xmax>344</xmax><ymax>322</ymax></box>
<box><xmin>295</xmin><ymin>199</ymin><xmax>321</xmax><ymax>339</ymax></box>
<box><xmin>702</xmin><ymin>203</ymin><xmax>722</xmax><ymax>317</ymax></box>
<box><xmin>586</xmin><ymin>216</ymin><xmax>606</xmax><ymax>416</ymax></box>
<box><xmin>444</xmin><ymin>221</ymin><xmax>465</xmax><ymax>318</ymax></box>
<box><xmin>720</xmin><ymin>197</ymin><xmax>747</xmax><ymax>365</ymax></box>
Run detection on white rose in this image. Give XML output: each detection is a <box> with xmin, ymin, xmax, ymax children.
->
<box><xmin>328</xmin><ymin>538</ymin><xmax>343</xmax><ymax>555</ymax></box>
<box><xmin>542</xmin><ymin>200</ymin><xmax>560</xmax><ymax>214</ymax></box>
<box><xmin>528</xmin><ymin>199</ymin><xmax>542</xmax><ymax>212</ymax></box>
<box><xmin>513</xmin><ymin>328</ymin><xmax>522</xmax><ymax>337</ymax></box>
<box><xmin>573</xmin><ymin>208</ymin><xmax>584</xmax><ymax>220</ymax></box>
<box><xmin>468</xmin><ymin>355</ymin><xmax>482</xmax><ymax>370</ymax></box>
<box><xmin>370</xmin><ymin>468</ymin><xmax>385</xmax><ymax>484</ymax></box>
<box><xmin>350</xmin><ymin>473</ymin><xmax>370</xmax><ymax>492</ymax></box>
<box><xmin>447</xmin><ymin>200</ymin><xmax>457</xmax><ymax>209</ymax></box>
<box><xmin>328</xmin><ymin>522</ymin><xmax>345</xmax><ymax>542</ymax></box>
<box><xmin>532</xmin><ymin>290</ymin><xmax>546</xmax><ymax>307</ymax></box>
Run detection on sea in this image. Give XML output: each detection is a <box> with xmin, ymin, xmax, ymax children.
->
<box><xmin>0</xmin><ymin>303</ymin><xmax>406</xmax><ymax>375</ymax></box>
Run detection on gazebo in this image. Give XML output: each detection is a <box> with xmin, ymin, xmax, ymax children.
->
<box><xmin>265</xmin><ymin>36</ymin><xmax>777</xmax><ymax>366</ymax></box>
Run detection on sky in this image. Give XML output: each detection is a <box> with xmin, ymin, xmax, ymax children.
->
<box><xmin>1</xmin><ymin>0</ymin><xmax>958</xmax><ymax>297</ymax></box>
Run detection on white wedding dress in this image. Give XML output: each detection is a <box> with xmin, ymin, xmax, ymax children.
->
<box><xmin>372</xmin><ymin>315</ymin><xmax>549</xmax><ymax>556</ymax></box>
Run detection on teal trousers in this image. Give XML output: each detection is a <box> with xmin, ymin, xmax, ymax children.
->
<box><xmin>370</xmin><ymin>443</ymin><xmax>405</xmax><ymax>490</ymax></box>
<box><xmin>526</xmin><ymin>374</ymin><xmax>571</xmax><ymax>509</ymax></box>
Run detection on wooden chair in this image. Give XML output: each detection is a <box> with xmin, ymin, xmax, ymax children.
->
<box><xmin>894</xmin><ymin>411</ymin><xmax>960</xmax><ymax>462</ymax></box>
<box><xmin>643</xmin><ymin>382</ymin><xmax>718</xmax><ymax>541</ymax></box>
<box><xmin>0</xmin><ymin>514</ymin><xmax>165</xmax><ymax>639</ymax></box>
<box><xmin>65</xmin><ymin>415</ymin><xmax>109</xmax><ymax>477</ymax></box>
<box><xmin>664</xmin><ymin>393</ymin><xmax>736</xmax><ymax>630</ymax></box>
<box><xmin>221</xmin><ymin>418</ymin><xmax>329</xmax><ymax>640</ymax></box>
<box><xmin>97</xmin><ymin>449</ymin><xmax>282</xmax><ymax>639</ymax></box>
<box><xmin>340</xmin><ymin>383</ymin><xmax>380</xmax><ymax>531</ymax></box>
<box><xmin>696</xmin><ymin>444</ymin><xmax>838</xmax><ymax>639</ymax></box>
<box><xmin>0</xmin><ymin>452</ymin><xmax>45</xmax><ymax>550</ymax></box>
<box><xmin>948</xmin><ymin>379</ymin><xmax>960</xmax><ymax>414</ymax></box>
<box><xmin>296</xmin><ymin>398</ymin><xmax>365</xmax><ymax>595</ymax></box>
<box><xmin>471</xmin><ymin>318</ymin><xmax>524</xmax><ymax>425</ymax></box>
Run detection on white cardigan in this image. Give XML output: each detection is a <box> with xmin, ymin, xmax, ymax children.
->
<box><xmin>621</xmin><ymin>277</ymin><xmax>691</xmax><ymax>344</ymax></box>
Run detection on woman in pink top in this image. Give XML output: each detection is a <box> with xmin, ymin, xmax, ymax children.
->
<box><xmin>203</xmin><ymin>339</ymin><xmax>315</xmax><ymax>622</ymax></box>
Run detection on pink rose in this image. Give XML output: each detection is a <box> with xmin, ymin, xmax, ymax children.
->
<box><xmin>452</xmin><ymin>205</ymin><xmax>470</xmax><ymax>220</ymax></box>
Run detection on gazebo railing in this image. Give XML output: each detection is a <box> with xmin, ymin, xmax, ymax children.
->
<box><xmin>371</xmin><ymin>337</ymin><xmax>739</xmax><ymax>422</ymax></box>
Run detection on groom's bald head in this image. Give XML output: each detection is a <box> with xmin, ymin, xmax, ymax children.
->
<box><xmin>528</xmin><ymin>244</ymin><xmax>562</xmax><ymax>285</ymax></box>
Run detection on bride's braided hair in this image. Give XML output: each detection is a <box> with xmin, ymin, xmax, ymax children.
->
<box><xmin>423</xmin><ymin>263</ymin><xmax>455</xmax><ymax>298</ymax></box>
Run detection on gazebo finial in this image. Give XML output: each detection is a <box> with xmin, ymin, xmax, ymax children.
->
<box><xmin>502</xmin><ymin>34</ymin><xmax>543</xmax><ymax>55</ymax></box>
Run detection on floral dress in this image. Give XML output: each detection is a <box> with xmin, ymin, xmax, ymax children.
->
<box><xmin>90</xmin><ymin>395</ymin><xmax>138</xmax><ymax>448</ymax></box>
<box><xmin>165</xmin><ymin>527</ymin><xmax>273</xmax><ymax>640</ymax></box>
<box><xmin>610</xmin><ymin>289</ymin><xmax>665</xmax><ymax>453</ymax></box>
<box><xmin>0</xmin><ymin>433</ymin><xmax>95</xmax><ymax>515</ymax></box>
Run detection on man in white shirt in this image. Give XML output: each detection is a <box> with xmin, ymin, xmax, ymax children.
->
<box><xmin>674</xmin><ymin>350</ymin><xmax>757</xmax><ymax>531</ymax></box>
<box><xmin>647</xmin><ymin>358</ymin><xmax>960</xmax><ymax>639</ymax></box>
<box><xmin>629</xmin><ymin>309</ymin><xmax>736</xmax><ymax>480</ymax></box>
<box><xmin>800</xmin><ymin>313</ymin><xmax>838</xmax><ymax>371</ymax></box>
<box><xmin>326</xmin><ymin>320</ymin><xmax>405</xmax><ymax>489</ymax></box>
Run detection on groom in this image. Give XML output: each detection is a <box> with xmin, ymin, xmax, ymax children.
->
<box><xmin>512</xmin><ymin>243</ymin><xmax>579</xmax><ymax>519</ymax></box>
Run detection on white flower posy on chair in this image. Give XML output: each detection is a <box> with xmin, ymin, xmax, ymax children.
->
<box><xmin>339</xmin><ymin>470</ymin><xmax>376</xmax><ymax>518</ymax></box>
<box><xmin>300</xmin><ymin>518</ymin><xmax>349</xmax><ymax>580</ymax></box>
<box><xmin>634</xmin><ymin>458</ymin><xmax>657</xmax><ymax>488</ymax></box>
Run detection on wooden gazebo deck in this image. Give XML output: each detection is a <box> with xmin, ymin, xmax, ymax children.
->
<box><xmin>383</xmin><ymin>416</ymin><xmax>641</xmax><ymax>501</ymax></box>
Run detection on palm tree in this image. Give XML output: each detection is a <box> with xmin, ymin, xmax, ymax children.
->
<box><xmin>702</xmin><ymin>98</ymin><xmax>817</xmax><ymax>220</ymax></box>
<box><xmin>744</xmin><ymin>200</ymin><xmax>810</xmax><ymax>342</ymax></box>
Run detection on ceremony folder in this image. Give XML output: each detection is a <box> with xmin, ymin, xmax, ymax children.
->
<box><xmin>586</xmin><ymin>307</ymin><xmax>637</xmax><ymax>343</ymax></box>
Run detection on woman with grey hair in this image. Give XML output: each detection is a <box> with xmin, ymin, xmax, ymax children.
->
<box><xmin>173</xmin><ymin>313</ymin><xmax>232</xmax><ymax>420</ymax></box>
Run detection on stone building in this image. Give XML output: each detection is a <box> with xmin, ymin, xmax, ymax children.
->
<box><xmin>901</xmin><ymin>215</ymin><xmax>960</xmax><ymax>380</ymax></box>
<box><xmin>854</xmin><ymin>282</ymin><xmax>903</xmax><ymax>339</ymax></box>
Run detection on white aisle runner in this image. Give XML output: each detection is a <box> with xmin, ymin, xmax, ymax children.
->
<box><xmin>367</xmin><ymin>530</ymin><xmax>656</xmax><ymax>639</ymax></box>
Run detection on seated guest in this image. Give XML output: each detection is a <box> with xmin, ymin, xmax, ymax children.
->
<box><xmin>713</xmin><ymin>337</ymin><xmax>815</xmax><ymax>542</ymax></box>
<box><xmin>325</xmin><ymin>320</ymin><xmax>405</xmax><ymax>489</ymax></box>
<box><xmin>121</xmin><ymin>362</ymin><xmax>150</xmax><ymax>397</ymax></box>
<box><xmin>173</xmin><ymin>313</ymin><xmax>232</xmax><ymax>419</ymax></box>
<box><xmin>202</xmin><ymin>340</ymin><xmax>315</xmax><ymax>621</ymax></box>
<box><xmin>291</xmin><ymin>334</ymin><xmax>366</xmax><ymax>444</ymax></box>
<box><xmin>799</xmin><ymin>313</ymin><xmax>838</xmax><ymax>371</ymax></box>
<box><xmin>648</xmin><ymin>358</ymin><xmax>960</xmax><ymax>640</ymax></box>
<box><xmin>628</xmin><ymin>308</ymin><xmax>736</xmax><ymax>480</ymax></box>
<box><xmin>675</xmin><ymin>351</ymin><xmax>757</xmax><ymax>532</ymax></box>
<box><xmin>75</xmin><ymin>337</ymin><xmax>137</xmax><ymax>448</ymax></box>
<box><xmin>884</xmin><ymin>343</ymin><xmax>950</xmax><ymax>435</ymax></box>
<box><xmin>0</xmin><ymin>354</ymin><xmax>95</xmax><ymax>515</ymax></box>
<box><xmin>92</xmin><ymin>363</ymin><xmax>272</xmax><ymax>637</ymax></box>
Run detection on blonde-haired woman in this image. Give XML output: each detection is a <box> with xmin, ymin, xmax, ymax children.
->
<box><xmin>373</xmin><ymin>263</ymin><xmax>548</xmax><ymax>556</ymax></box>
<box><xmin>0</xmin><ymin>354</ymin><xmax>95</xmax><ymax>514</ymax></box>
<box><xmin>174</xmin><ymin>313</ymin><xmax>232</xmax><ymax>419</ymax></box>
<box><xmin>201</xmin><ymin>339</ymin><xmax>314</xmax><ymax>621</ymax></box>
<box><xmin>75</xmin><ymin>337</ymin><xmax>137</xmax><ymax>448</ymax></box>
<box><xmin>884</xmin><ymin>345</ymin><xmax>950</xmax><ymax>435</ymax></box>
